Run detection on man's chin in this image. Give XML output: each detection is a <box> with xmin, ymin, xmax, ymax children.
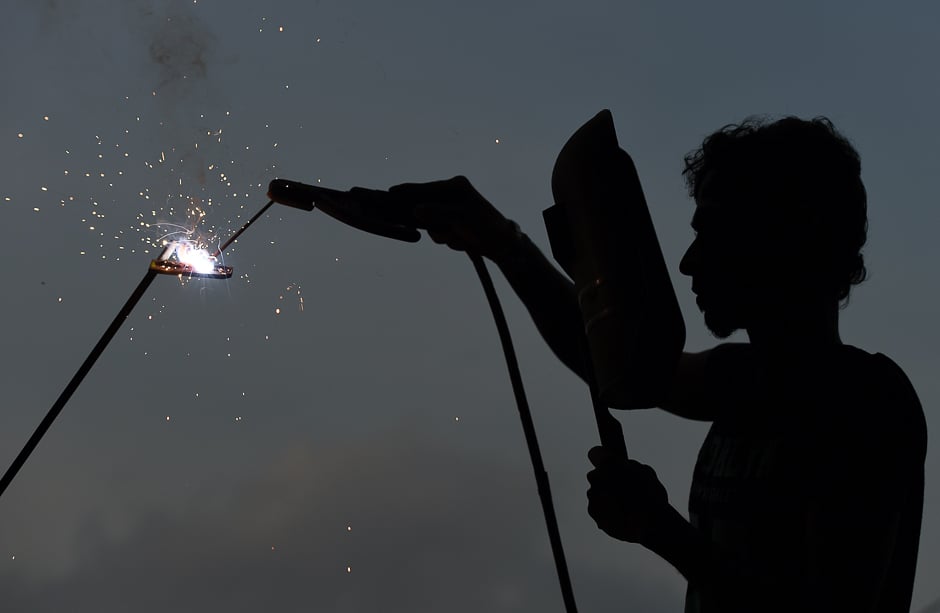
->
<box><xmin>703</xmin><ymin>309</ymin><xmax>741</xmax><ymax>339</ymax></box>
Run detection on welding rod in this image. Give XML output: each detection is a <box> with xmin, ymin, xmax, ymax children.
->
<box><xmin>212</xmin><ymin>200</ymin><xmax>274</xmax><ymax>258</ymax></box>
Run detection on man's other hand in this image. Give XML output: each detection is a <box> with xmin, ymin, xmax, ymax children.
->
<box><xmin>587</xmin><ymin>446</ymin><xmax>671</xmax><ymax>544</ymax></box>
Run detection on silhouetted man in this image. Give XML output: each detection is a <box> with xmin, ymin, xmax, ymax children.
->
<box><xmin>391</xmin><ymin>116</ymin><xmax>926</xmax><ymax>612</ymax></box>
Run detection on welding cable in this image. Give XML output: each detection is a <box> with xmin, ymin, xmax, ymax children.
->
<box><xmin>468</xmin><ymin>253</ymin><xmax>579</xmax><ymax>613</ymax></box>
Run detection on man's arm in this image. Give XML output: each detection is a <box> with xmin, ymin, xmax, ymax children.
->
<box><xmin>658</xmin><ymin>348</ymin><xmax>718</xmax><ymax>420</ymax></box>
<box><xmin>389</xmin><ymin>177</ymin><xmax>591</xmax><ymax>381</ymax></box>
<box><xmin>390</xmin><ymin>177</ymin><xmax>718</xmax><ymax>418</ymax></box>
<box><xmin>491</xmin><ymin>226</ymin><xmax>589</xmax><ymax>380</ymax></box>
<box><xmin>496</xmin><ymin>227</ymin><xmax>724</xmax><ymax>421</ymax></box>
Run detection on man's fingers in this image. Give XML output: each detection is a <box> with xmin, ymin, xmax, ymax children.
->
<box><xmin>588</xmin><ymin>445</ymin><xmax>613</xmax><ymax>468</ymax></box>
<box><xmin>413</xmin><ymin>203</ymin><xmax>458</xmax><ymax>229</ymax></box>
<box><xmin>586</xmin><ymin>468</ymin><xmax>603</xmax><ymax>487</ymax></box>
<box><xmin>427</xmin><ymin>229</ymin><xmax>467</xmax><ymax>251</ymax></box>
<box><xmin>427</xmin><ymin>229</ymin><xmax>450</xmax><ymax>245</ymax></box>
<box><xmin>388</xmin><ymin>176</ymin><xmax>469</xmax><ymax>203</ymax></box>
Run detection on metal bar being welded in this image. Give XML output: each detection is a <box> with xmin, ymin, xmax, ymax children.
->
<box><xmin>0</xmin><ymin>269</ymin><xmax>158</xmax><ymax>498</ymax></box>
<box><xmin>2</xmin><ymin>199</ymin><xmax>277</xmax><ymax>500</ymax></box>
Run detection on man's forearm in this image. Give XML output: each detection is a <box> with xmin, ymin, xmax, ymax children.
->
<box><xmin>492</xmin><ymin>225</ymin><xmax>587</xmax><ymax>381</ymax></box>
<box><xmin>642</xmin><ymin>505</ymin><xmax>714</xmax><ymax>583</ymax></box>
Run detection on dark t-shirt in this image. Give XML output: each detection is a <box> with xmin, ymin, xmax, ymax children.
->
<box><xmin>685</xmin><ymin>343</ymin><xmax>927</xmax><ymax>612</ymax></box>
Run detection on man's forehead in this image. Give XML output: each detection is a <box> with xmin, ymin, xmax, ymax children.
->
<box><xmin>690</xmin><ymin>202</ymin><xmax>725</xmax><ymax>229</ymax></box>
<box><xmin>691</xmin><ymin>199</ymin><xmax>756</xmax><ymax>233</ymax></box>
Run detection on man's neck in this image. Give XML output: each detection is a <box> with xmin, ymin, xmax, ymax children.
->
<box><xmin>745</xmin><ymin>300</ymin><xmax>842</xmax><ymax>355</ymax></box>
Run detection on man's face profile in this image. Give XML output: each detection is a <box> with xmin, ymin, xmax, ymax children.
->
<box><xmin>680</xmin><ymin>203</ymin><xmax>744</xmax><ymax>338</ymax></box>
<box><xmin>679</xmin><ymin>180</ymin><xmax>778</xmax><ymax>339</ymax></box>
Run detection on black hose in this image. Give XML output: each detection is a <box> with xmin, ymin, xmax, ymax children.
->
<box><xmin>468</xmin><ymin>253</ymin><xmax>579</xmax><ymax>613</ymax></box>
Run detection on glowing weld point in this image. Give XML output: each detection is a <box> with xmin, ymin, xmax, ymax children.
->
<box><xmin>150</xmin><ymin>240</ymin><xmax>232</xmax><ymax>278</ymax></box>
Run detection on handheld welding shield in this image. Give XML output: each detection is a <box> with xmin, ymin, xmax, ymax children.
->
<box><xmin>544</xmin><ymin>110</ymin><xmax>685</xmax><ymax>409</ymax></box>
<box><xmin>267</xmin><ymin>179</ymin><xmax>421</xmax><ymax>243</ymax></box>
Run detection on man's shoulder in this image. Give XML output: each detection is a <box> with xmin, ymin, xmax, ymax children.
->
<box><xmin>807</xmin><ymin>346</ymin><xmax>927</xmax><ymax>461</ymax></box>
<box><xmin>707</xmin><ymin>343</ymin><xmax>925</xmax><ymax>437</ymax></box>
<box><xmin>861</xmin><ymin>350</ymin><xmax>927</xmax><ymax>448</ymax></box>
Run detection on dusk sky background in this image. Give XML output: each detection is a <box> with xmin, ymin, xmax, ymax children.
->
<box><xmin>1</xmin><ymin>1</ymin><xmax>937</xmax><ymax>611</ymax></box>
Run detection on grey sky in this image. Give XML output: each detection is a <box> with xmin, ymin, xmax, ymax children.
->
<box><xmin>0</xmin><ymin>1</ymin><xmax>937</xmax><ymax>611</ymax></box>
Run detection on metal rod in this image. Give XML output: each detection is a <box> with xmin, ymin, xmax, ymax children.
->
<box><xmin>0</xmin><ymin>269</ymin><xmax>158</xmax><ymax>498</ymax></box>
<box><xmin>212</xmin><ymin>200</ymin><xmax>274</xmax><ymax>258</ymax></box>
<box><xmin>2</xmin><ymin>199</ymin><xmax>277</xmax><ymax>500</ymax></box>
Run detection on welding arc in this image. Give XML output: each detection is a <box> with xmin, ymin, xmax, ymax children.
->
<box><xmin>468</xmin><ymin>253</ymin><xmax>579</xmax><ymax>613</ymax></box>
<box><xmin>0</xmin><ymin>200</ymin><xmax>277</xmax><ymax>501</ymax></box>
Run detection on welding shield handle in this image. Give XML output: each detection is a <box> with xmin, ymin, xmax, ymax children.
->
<box><xmin>583</xmin><ymin>336</ymin><xmax>630</xmax><ymax>460</ymax></box>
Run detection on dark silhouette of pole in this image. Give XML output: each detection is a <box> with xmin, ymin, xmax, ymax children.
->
<box><xmin>0</xmin><ymin>269</ymin><xmax>158</xmax><ymax>498</ymax></box>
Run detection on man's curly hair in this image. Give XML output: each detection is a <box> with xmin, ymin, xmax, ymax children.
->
<box><xmin>682</xmin><ymin>116</ymin><xmax>868</xmax><ymax>304</ymax></box>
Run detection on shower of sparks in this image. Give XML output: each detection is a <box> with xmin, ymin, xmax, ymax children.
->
<box><xmin>271</xmin><ymin>283</ymin><xmax>305</xmax><ymax>319</ymax></box>
<box><xmin>14</xmin><ymin>96</ymin><xmax>283</xmax><ymax>271</ymax></box>
<box><xmin>2</xmin><ymin>81</ymin><xmax>321</xmax><ymax>453</ymax></box>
